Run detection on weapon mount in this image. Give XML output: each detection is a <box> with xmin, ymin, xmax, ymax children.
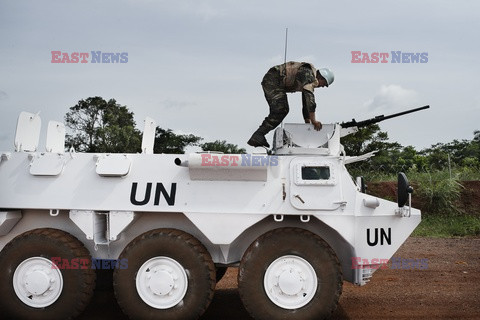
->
<box><xmin>341</xmin><ymin>105</ymin><xmax>430</xmax><ymax>128</ymax></box>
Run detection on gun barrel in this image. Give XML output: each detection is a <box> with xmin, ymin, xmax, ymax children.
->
<box><xmin>375</xmin><ymin>105</ymin><xmax>430</xmax><ymax>122</ymax></box>
<box><xmin>341</xmin><ymin>105</ymin><xmax>430</xmax><ymax>128</ymax></box>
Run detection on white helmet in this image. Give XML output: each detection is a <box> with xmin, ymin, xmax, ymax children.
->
<box><xmin>319</xmin><ymin>68</ymin><xmax>334</xmax><ymax>86</ymax></box>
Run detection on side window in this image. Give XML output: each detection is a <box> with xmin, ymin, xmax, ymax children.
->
<box><xmin>301</xmin><ymin>166</ymin><xmax>330</xmax><ymax>180</ymax></box>
<box><xmin>294</xmin><ymin>162</ymin><xmax>336</xmax><ymax>186</ymax></box>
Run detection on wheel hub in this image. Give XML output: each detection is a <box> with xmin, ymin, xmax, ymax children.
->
<box><xmin>264</xmin><ymin>255</ymin><xmax>318</xmax><ymax>309</ymax></box>
<box><xmin>148</xmin><ymin>268</ymin><xmax>175</xmax><ymax>296</ymax></box>
<box><xmin>136</xmin><ymin>257</ymin><xmax>188</xmax><ymax>309</ymax></box>
<box><xmin>13</xmin><ymin>257</ymin><xmax>63</xmax><ymax>308</ymax></box>
<box><xmin>25</xmin><ymin>270</ymin><xmax>51</xmax><ymax>295</ymax></box>
<box><xmin>278</xmin><ymin>268</ymin><xmax>304</xmax><ymax>295</ymax></box>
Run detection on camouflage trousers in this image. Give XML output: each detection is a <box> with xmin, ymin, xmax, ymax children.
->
<box><xmin>256</xmin><ymin>67</ymin><xmax>288</xmax><ymax>134</ymax></box>
<box><xmin>256</xmin><ymin>67</ymin><xmax>308</xmax><ymax>135</ymax></box>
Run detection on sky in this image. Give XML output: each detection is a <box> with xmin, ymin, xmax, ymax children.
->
<box><xmin>1</xmin><ymin>0</ymin><xmax>479</xmax><ymax>153</ymax></box>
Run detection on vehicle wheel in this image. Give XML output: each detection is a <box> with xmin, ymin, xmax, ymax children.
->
<box><xmin>215</xmin><ymin>267</ymin><xmax>228</xmax><ymax>283</ymax></box>
<box><xmin>238</xmin><ymin>227</ymin><xmax>343</xmax><ymax>320</ymax></box>
<box><xmin>0</xmin><ymin>228</ymin><xmax>96</xmax><ymax>320</ymax></box>
<box><xmin>113</xmin><ymin>229</ymin><xmax>215</xmax><ymax>320</ymax></box>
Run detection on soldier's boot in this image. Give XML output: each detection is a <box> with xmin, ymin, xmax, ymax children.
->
<box><xmin>247</xmin><ymin>132</ymin><xmax>270</xmax><ymax>148</ymax></box>
<box><xmin>247</xmin><ymin>124</ymin><xmax>271</xmax><ymax>148</ymax></box>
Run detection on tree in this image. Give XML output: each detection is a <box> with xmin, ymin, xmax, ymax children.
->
<box><xmin>65</xmin><ymin>97</ymin><xmax>141</xmax><ymax>153</ymax></box>
<box><xmin>341</xmin><ymin>124</ymin><xmax>381</xmax><ymax>156</ymax></box>
<box><xmin>474</xmin><ymin>130</ymin><xmax>480</xmax><ymax>142</ymax></box>
<box><xmin>472</xmin><ymin>130</ymin><xmax>480</xmax><ymax>163</ymax></box>
<box><xmin>200</xmin><ymin>140</ymin><xmax>246</xmax><ymax>154</ymax></box>
<box><xmin>420</xmin><ymin>139</ymin><xmax>477</xmax><ymax>170</ymax></box>
<box><xmin>342</xmin><ymin>124</ymin><xmax>403</xmax><ymax>174</ymax></box>
<box><xmin>153</xmin><ymin>128</ymin><xmax>202</xmax><ymax>154</ymax></box>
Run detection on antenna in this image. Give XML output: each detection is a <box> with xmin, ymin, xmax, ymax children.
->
<box><xmin>281</xmin><ymin>27</ymin><xmax>288</xmax><ymax>130</ymax></box>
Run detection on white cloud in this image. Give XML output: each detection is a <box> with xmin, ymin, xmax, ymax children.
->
<box><xmin>363</xmin><ymin>84</ymin><xmax>418</xmax><ymax>111</ymax></box>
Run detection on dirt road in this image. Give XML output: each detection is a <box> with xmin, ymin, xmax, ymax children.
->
<box><xmin>81</xmin><ymin>237</ymin><xmax>480</xmax><ymax>319</ymax></box>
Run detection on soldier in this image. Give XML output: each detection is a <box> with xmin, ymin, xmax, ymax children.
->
<box><xmin>247</xmin><ymin>61</ymin><xmax>334</xmax><ymax>148</ymax></box>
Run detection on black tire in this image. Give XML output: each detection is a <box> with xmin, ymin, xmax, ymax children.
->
<box><xmin>215</xmin><ymin>267</ymin><xmax>228</xmax><ymax>283</ymax></box>
<box><xmin>113</xmin><ymin>228</ymin><xmax>215</xmax><ymax>320</ymax></box>
<box><xmin>0</xmin><ymin>228</ymin><xmax>96</xmax><ymax>320</ymax></box>
<box><xmin>238</xmin><ymin>227</ymin><xmax>343</xmax><ymax>320</ymax></box>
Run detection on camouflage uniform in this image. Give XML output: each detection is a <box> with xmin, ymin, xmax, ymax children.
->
<box><xmin>249</xmin><ymin>62</ymin><xmax>319</xmax><ymax>147</ymax></box>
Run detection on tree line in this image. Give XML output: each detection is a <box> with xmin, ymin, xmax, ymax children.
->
<box><xmin>342</xmin><ymin>124</ymin><xmax>480</xmax><ymax>174</ymax></box>
<box><xmin>65</xmin><ymin>97</ymin><xmax>480</xmax><ymax>174</ymax></box>
<box><xmin>65</xmin><ymin>97</ymin><xmax>246</xmax><ymax>154</ymax></box>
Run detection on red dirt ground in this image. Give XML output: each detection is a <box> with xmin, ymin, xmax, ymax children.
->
<box><xmin>80</xmin><ymin>237</ymin><xmax>480</xmax><ymax>319</ymax></box>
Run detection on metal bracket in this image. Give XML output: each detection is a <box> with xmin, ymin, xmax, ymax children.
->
<box><xmin>340</xmin><ymin>126</ymin><xmax>358</xmax><ymax>138</ymax></box>
<box><xmin>0</xmin><ymin>210</ymin><xmax>22</xmax><ymax>236</ymax></box>
<box><xmin>69</xmin><ymin>147</ymin><xmax>76</xmax><ymax>159</ymax></box>
<box><xmin>69</xmin><ymin>210</ymin><xmax>135</xmax><ymax>243</ymax></box>
<box><xmin>395</xmin><ymin>194</ymin><xmax>412</xmax><ymax>217</ymax></box>
<box><xmin>344</xmin><ymin>151</ymin><xmax>377</xmax><ymax>165</ymax></box>
<box><xmin>300</xmin><ymin>215</ymin><xmax>310</xmax><ymax>223</ymax></box>
<box><xmin>109</xmin><ymin>211</ymin><xmax>135</xmax><ymax>240</ymax></box>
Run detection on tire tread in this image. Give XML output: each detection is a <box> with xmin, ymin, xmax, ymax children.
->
<box><xmin>0</xmin><ymin>228</ymin><xmax>96</xmax><ymax>320</ymax></box>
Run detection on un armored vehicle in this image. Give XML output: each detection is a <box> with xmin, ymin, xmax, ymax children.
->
<box><xmin>0</xmin><ymin>107</ymin><xmax>427</xmax><ymax>319</ymax></box>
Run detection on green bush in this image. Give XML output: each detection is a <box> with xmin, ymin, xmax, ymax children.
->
<box><xmin>408</xmin><ymin>170</ymin><xmax>464</xmax><ymax>215</ymax></box>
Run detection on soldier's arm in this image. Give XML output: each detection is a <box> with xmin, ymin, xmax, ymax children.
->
<box><xmin>302</xmin><ymin>90</ymin><xmax>322</xmax><ymax>130</ymax></box>
<box><xmin>309</xmin><ymin>112</ymin><xmax>322</xmax><ymax>131</ymax></box>
<box><xmin>299</xmin><ymin>66</ymin><xmax>322</xmax><ymax>130</ymax></box>
<box><xmin>302</xmin><ymin>105</ymin><xmax>310</xmax><ymax>122</ymax></box>
<box><xmin>302</xmin><ymin>89</ymin><xmax>316</xmax><ymax>113</ymax></box>
<box><xmin>299</xmin><ymin>66</ymin><xmax>318</xmax><ymax>113</ymax></box>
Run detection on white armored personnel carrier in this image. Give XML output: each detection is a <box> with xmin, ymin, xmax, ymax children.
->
<box><xmin>0</xmin><ymin>108</ymin><xmax>426</xmax><ymax>319</ymax></box>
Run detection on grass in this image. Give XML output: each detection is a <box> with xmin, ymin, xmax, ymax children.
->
<box><xmin>412</xmin><ymin>214</ymin><xmax>480</xmax><ymax>237</ymax></box>
<box><xmin>412</xmin><ymin>171</ymin><xmax>464</xmax><ymax>215</ymax></box>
